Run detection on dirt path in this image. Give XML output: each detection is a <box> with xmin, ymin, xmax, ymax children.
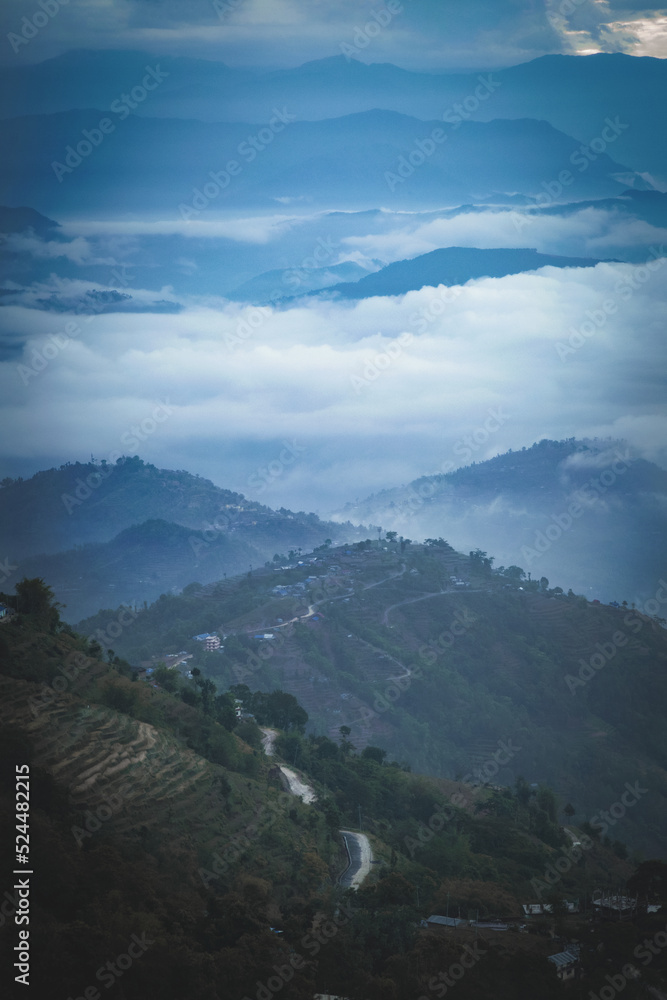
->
<box><xmin>279</xmin><ymin>765</ymin><xmax>317</xmax><ymax>803</ymax></box>
<box><xmin>382</xmin><ymin>589</ymin><xmax>447</xmax><ymax>625</ymax></box>
<box><xmin>260</xmin><ymin>726</ymin><xmax>278</xmax><ymax>756</ymax></box>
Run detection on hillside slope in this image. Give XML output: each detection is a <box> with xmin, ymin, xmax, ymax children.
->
<box><xmin>336</xmin><ymin>438</ymin><xmax>667</xmax><ymax>604</ymax></box>
<box><xmin>77</xmin><ymin>537</ymin><xmax>667</xmax><ymax>859</ymax></box>
<box><xmin>0</xmin><ymin>457</ymin><xmax>362</xmax><ymax>619</ymax></box>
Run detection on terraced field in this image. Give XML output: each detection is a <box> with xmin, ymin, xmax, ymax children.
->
<box><xmin>0</xmin><ymin>674</ymin><xmax>220</xmax><ymax>836</ymax></box>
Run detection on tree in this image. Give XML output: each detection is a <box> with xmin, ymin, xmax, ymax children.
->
<box><xmin>362</xmin><ymin>746</ymin><xmax>387</xmax><ymax>765</ymax></box>
<box><xmin>536</xmin><ymin>785</ymin><xmax>558</xmax><ymax>823</ymax></box>
<box><xmin>627</xmin><ymin>860</ymin><xmax>667</xmax><ymax>902</ymax></box>
<box><xmin>563</xmin><ymin>802</ymin><xmax>575</xmax><ymax>821</ymax></box>
<box><xmin>14</xmin><ymin>577</ymin><xmax>63</xmax><ymax>631</ymax></box>
<box><xmin>515</xmin><ymin>776</ymin><xmax>531</xmax><ymax>807</ymax></box>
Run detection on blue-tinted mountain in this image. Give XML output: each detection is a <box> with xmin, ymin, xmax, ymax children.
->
<box><xmin>0</xmin><ymin>110</ymin><xmax>645</xmax><ymax>216</ymax></box>
<box><xmin>2</xmin><ymin>51</ymin><xmax>663</xmax><ymax>175</ymax></box>
<box><xmin>337</xmin><ymin>439</ymin><xmax>667</xmax><ymax>604</ymax></box>
<box><xmin>303</xmin><ymin>246</ymin><xmax>616</xmax><ymax>300</ymax></box>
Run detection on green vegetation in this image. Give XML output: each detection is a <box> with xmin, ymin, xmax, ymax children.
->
<box><xmin>70</xmin><ymin>537</ymin><xmax>667</xmax><ymax>859</ymax></box>
<box><xmin>1</xmin><ymin>579</ymin><xmax>666</xmax><ymax>999</ymax></box>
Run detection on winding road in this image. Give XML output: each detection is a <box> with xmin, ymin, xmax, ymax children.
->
<box><xmin>261</xmin><ymin>729</ymin><xmax>373</xmax><ymax>887</ymax></box>
<box><xmin>339</xmin><ymin>830</ymin><xmax>373</xmax><ymax>890</ymax></box>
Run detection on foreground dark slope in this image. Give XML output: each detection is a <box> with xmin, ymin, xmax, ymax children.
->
<box><xmin>2</xmin><ymin>586</ymin><xmax>665</xmax><ymax>999</ymax></box>
<box><xmin>78</xmin><ymin>538</ymin><xmax>667</xmax><ymax>859</ymax></box>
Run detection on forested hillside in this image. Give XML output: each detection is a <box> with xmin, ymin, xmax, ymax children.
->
<box><xmin>74</xmin><ymin>536</ymin><xmax>667</xmax><ymax>859</ymax></box>
<box><xmin>1</xmin><ymin>580</ymin><xmax>666</xmax><ymax>998</ymax></box>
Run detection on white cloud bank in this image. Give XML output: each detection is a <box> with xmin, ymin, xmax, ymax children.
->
<box><xmin>1</xmin><ymin>259</ymin><xmax>666</xmax><ymax>513</ymax></box>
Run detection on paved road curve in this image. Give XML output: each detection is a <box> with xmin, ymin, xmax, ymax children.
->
<box><xmin>339</xmin><ymin>830</ymin><xmax>373</xmax><ymax>889</ymax></box>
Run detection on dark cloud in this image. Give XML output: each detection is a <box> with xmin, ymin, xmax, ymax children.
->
<box><xmin>1</xmin><ymin>0</ymin><xmax>664</xmax><ymax>69</ymax></box>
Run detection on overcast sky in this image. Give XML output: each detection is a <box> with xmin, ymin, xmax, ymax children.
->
<box><xmin>2</xmin><ymin>0</ymin><xmax>667</xmax><ymax>69</ymax></box>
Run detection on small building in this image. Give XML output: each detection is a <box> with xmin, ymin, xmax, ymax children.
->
<box><xmin>522</xmin><ymin>901</ymin><xmax>579</xmax><ymax>917</ymax></box>
<box><xmin>423</xmin><ymin>915</ymin><xmax>465</xmax><ymax>930</ymax></box>
<box><xmin>203</xmin><ymin>635</ymin><xmax>220</xmax><ymax>651</ymax></box>
<box><xmin>548</xmin><ymin>944</ymin><xmax>580</xmax><ymax>981</ymax></box>
<box><xmin>592</xmin><ymin>893</ymin><xmax>638</xmax><ymax>920</ymax></box>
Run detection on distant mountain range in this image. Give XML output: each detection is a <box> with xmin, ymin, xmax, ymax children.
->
<box><xmin>0</xmin><ymin>109</ymin><xmax>646</xmax><ymax>217</ymax></box>
<box><xmin>335</xmin><ymin>438</ymin><xmax>667</xmax><ymax>605</ymax></box>
<box><xmin>1</xmin><ymin>50</ymin><xmax>664</xmax><ymax>175</ymax></box>
<box><xmin>0</xmin><ymin>457</ymin><xmax>363</xmax><ymax>620</ymax></box>
<box><xmin>294</xmin><ymin>246</ymin><xmax>616</xmax><ymax>302</ymax></box>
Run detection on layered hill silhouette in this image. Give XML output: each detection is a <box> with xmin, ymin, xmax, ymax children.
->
<box><xmin>0</xmin><ymin>110</ymin><xmax>644</xmax><ymax>216</ymax></box>
<box><xmin>296</xmin><ymin>247</ymin><xmax>615</xmax><ymax>302</ymax></box>
<box><xmin>1</xmin><ymin>50</ymin><xmax>664</xmax><ymax>174</ymax></box>
<box><xmin>0</xmin><ymin>457</ymin><xmax>362</xmax><ymax>619</ymax></box>
<box><xmin>336</xmin><ymin>438</ymin><xmax>667</xmax><ymax>605</ymax></box>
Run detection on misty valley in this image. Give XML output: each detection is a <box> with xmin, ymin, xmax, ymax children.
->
<box><xmin>1</xmin><ymin>15</ymin><xmax>667</xmax><ymax>1000</ymax></box>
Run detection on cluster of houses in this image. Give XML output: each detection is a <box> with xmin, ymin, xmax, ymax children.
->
<box><xmin>450</xmin><ymin>575</ymin><xmax>470</xmax><ymax>588</ymax></box>
<box><xmin>423</xmin><ymin>893</ymin><xmax>659</xmax><ymax>984</ymax></box>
